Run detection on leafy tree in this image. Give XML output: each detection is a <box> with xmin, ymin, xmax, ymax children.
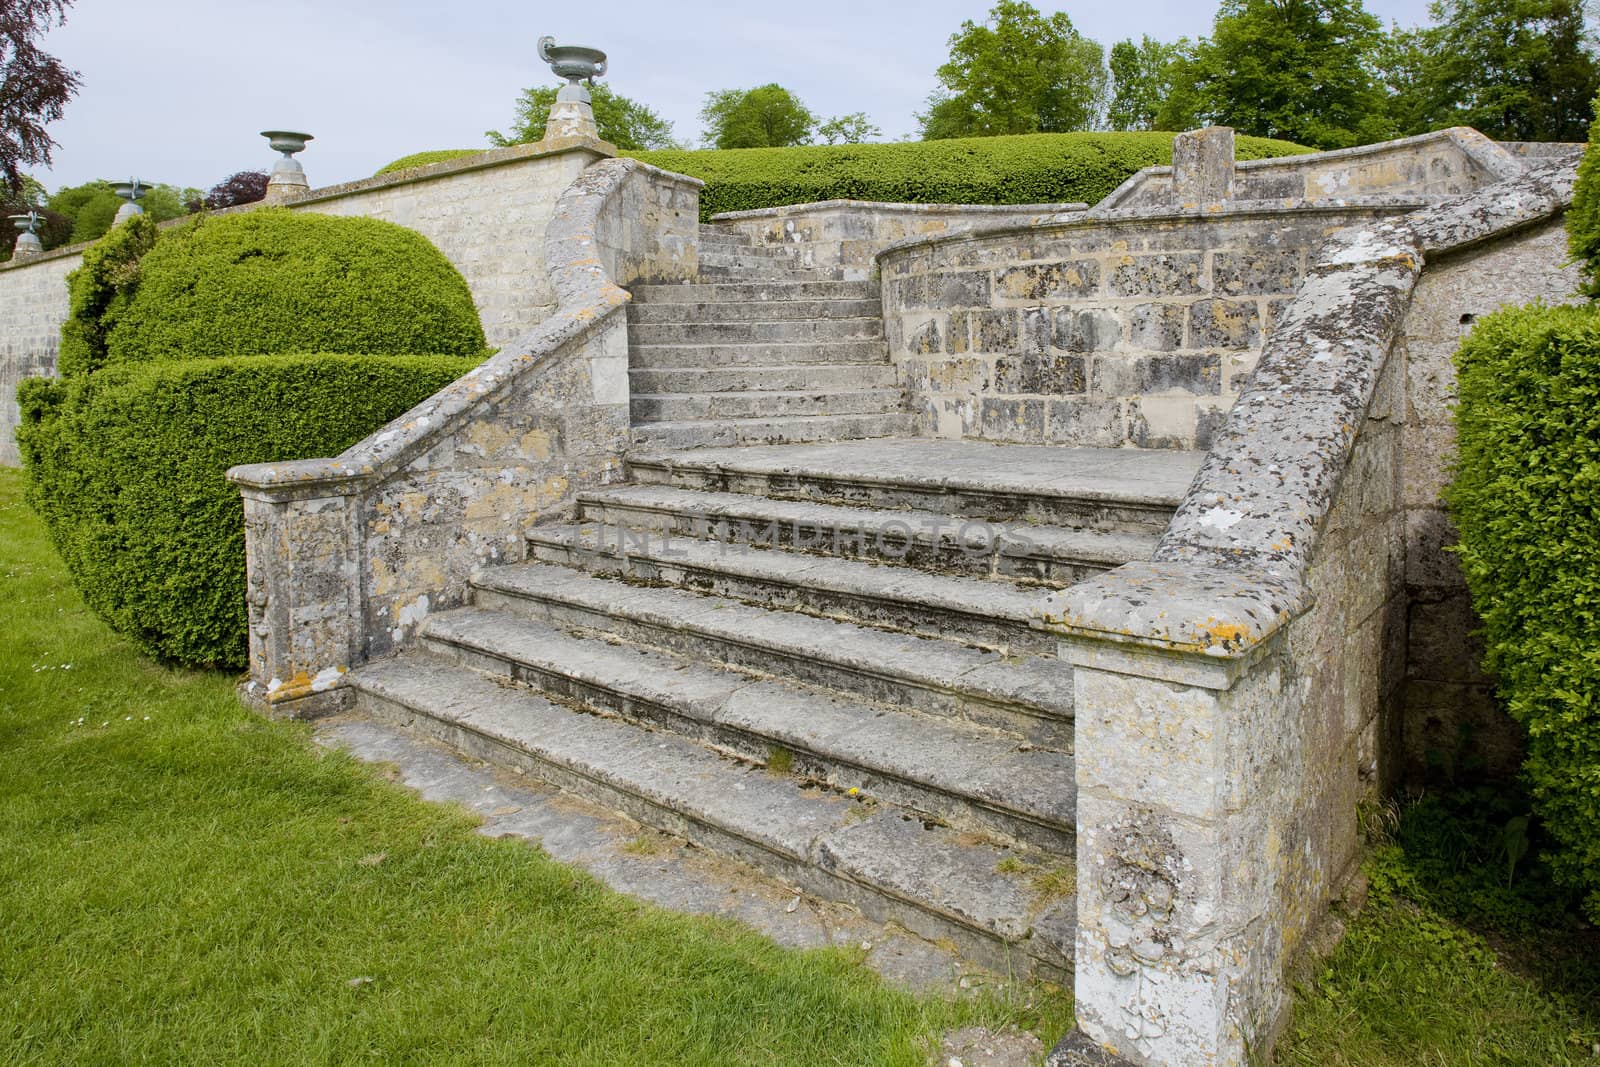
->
<box><xmin>700</xmin><ymin>84</ymin><xmax>817</xmax><ymax>149</ymax></box>
<box><xmin>1387</xmin><ymin>0</ymin><xmax>1599</xmax><ymax>142</ymax></box>
<box><xmin>487</xmin><ymin>81</ymin><xmax>679</xmax><ymax>151</ymax></box>
<box><xmin>202</xmin><ymin>170</ymin><xmax>268</xmax><ymax>210</ymax></box>
<box><xmin>1157</xmin><ymin>0</ymin><xmax>1394</xmax><ymax>149</ymax></box>
<box><xmin>1107</xmin><ymin>35</ymin><xmax>1189</xmax><ymax>131</ymax></box>
<box><xmin>918</xmin><ymin>0</ymin><xmax>1108</xmax><ymax>140</ymax></box>
<box><xmin>47</xmin><ymin>179</ymin><xmax>198</xmax><ymax>244</ymax></box>
<box><xmin>816</xmin><ymin>112</ymin><xmax>882</xmax><ymax>145</ymax></box>
<box><xmin>0</xmin><ymin>0</ymin><xmax>81</xmax><ymax>191</ymax></box>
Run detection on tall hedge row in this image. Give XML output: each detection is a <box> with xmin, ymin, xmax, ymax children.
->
<box><xmin>1447</xmin><ymin>304</ymin><xmax>1600</xmax><ymax>922</ymax></box>
<box><xmin>18</xmin><ymin>355</ymin><xmax>482</xmax><ymax>668</ymax></box>
<box><xmin>376</xmin><ymin>132</ymin><xmax>1311</xmax><ymax>221</ymax></box>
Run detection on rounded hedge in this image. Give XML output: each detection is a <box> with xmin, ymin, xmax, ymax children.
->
<box><xmin>105</xmin><ymin>209</ymin><xmax>486</xmax><ymax>365</ymax></box>
<box><xmin>1447</xmin><ymin>303</ymin><xmax>1600</xmax><ymax>924</ymax></box>
<box><xmin>375</xmin><ymin>149</ymin><xmax>487</xmax><ymax>176</ymax></box>
<box><xmin>377</xmin><ymin>133</ymin><xmax>1311</xmax><ymax>222</ymax></box>
<box><xmin>18</xmin><ymin>354</ymin><xmax>483</xmax><ymax>668</ymax></box>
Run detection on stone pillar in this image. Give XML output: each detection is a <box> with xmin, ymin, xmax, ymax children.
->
<box><xmin>546</xmin><ymin>81</ymin><xmax>600</xmax><ymax>142</ymax></box>
<box><xmin>1038</xmin><ymin>561</ymin><xmax>1312</xmax><ymax>1067</ymax></box>
<box><xmin>1172</xmin><ymin>127</ymin><xmax>1236</xmax><ymax>204</ymax></box>
<box><xmin>235</xmin><ymin>485</ymin><xmax>363</xmax><ymax>718</ymax></box>
<box><xmin>11</xmin><ymin>230</ymin><xmax>42</xmax><ymax>258</ymax></box>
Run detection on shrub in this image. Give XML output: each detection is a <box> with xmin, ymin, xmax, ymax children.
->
<box><xmin>1566</xmin><ymin>97</ymin><xmax>1600</xmax><ymax>297</ymax></box>
<box><xmin>58</xmin><ymin>212</ymin><xmax>159</xmax><ymax>377</ymax></box>
<box><xmin>375</xmin><ymin>133</ymin><xmax>1311</xmax><ymax>220</ymax></box>
<box><xmin>106</xmin><ymin>209</ymin><xmax>486</xmax><ymax>365</ymax></box>
<box><xmin>17</xmin><ymin>354</ymin><xmax>482</xmax><ymax>668</ymax></box>
<box><xmin>1447</xmin><ymin>303</ymin><xmax>1600</xmax><ymax>923</ymax></box>
<box><xmin>375</xmin><ymin>150</ymin><xmax>486</xmax><ymax>177</ymax></box>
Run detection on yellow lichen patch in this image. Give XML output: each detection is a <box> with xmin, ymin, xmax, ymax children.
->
<box><xmin>1200</xmin><ymin>619</ymin><xmax>1252</xmax><ymax>648</ymax></box>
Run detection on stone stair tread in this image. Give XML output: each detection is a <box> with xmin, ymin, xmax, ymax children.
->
<box><xmin>421</xmin><ymin>608</ymin><xmax>1076</xmax><ymax>832</ymax></box>
<box><xmin>577</xmin><ymin>484</ymin><xmax>1159</xmax><ymax>566</ymax></box>
<box><xmin>631</xmin><ymin>281</ymin><xmax>874</xmax><ymax>303</ymax></box>
<box><xmin>630</xmin><ymin>439</ymin><xmax>1205</xmax><ymax>508</ymax></box>
<box><xmin>472</xmin><ymin>563</ymin><xmax>1075</xmax><ymax>719</ymax></box>
<box><xmin>630</xmin><ymin>413</ymin><xmax>919</xmax><ymax>450</ymax></box>
<box><xmin>628</xmin><ymin>300</ymin><xmax>882</xmax><ymax>323</ymax></box>
<box><xmin>350</xmin><ymin>653</ymin><xmax>1074</xmax><ymax>968</ymax></box>
<box><xmin>530</xmin><ymin>522</ymin><xmax>1047</xmax><ymax>623</ymax></box>
<box><xmin>628</xmin><ymin>365</ymin><xmax>899</xmax><ymax>393</ymax></box>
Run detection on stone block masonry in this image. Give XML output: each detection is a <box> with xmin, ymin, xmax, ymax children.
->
<box><xmin>0</xmin><ymin>253</ymin><xmax>73</xmax><ymax>465</ymax></box>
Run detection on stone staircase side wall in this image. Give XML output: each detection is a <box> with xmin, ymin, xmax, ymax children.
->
<box><xmin>1034</xmin><ymin>158</ymin><xmax>1576</xmax><ymax>1067</ymax></box>
<box><xmin>876</xmin><ymin>204</ymin><xmax>1415</xmax><ymax>450</ymax></box>
<box><xmin>0</xmin><ymin>253</ymin><xmax>73</xmax><ymax>466</ymax></box>
<box><xmin>709</xmin><ymin>200</ymin><xmax>1087</xmax><ymax>281</ymax></box>
<box><xmin>225</xmin><ymin>158</ymin><xmax>700</xmax><ymax>719</ymax></box>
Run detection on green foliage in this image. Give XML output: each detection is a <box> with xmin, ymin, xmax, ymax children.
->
<box><xmin>16</xmin><ymin>354</ymin><xmax>480</xmax><ymax>667</ymax></box>
<box><xmin>106</xmin><ymin>209</ymin><xmax>486</xmax><ymax>365</ymax></box>
<box><xmin>487</xmin><ymin>81</ymin><xmax>680</xmax><ymax>151</ymax></box>
<box><xmin>57</xmin><ymin>213</ymin><xmax>158</xmax><ymax>377</ymax></box>
<box><xmin>919</xmin><ymin>0</ymin><xmax>1107</xmax><ymax>140</ymax></box>
<box><xmin>1446</xmin><ymin>303</ymin><xmax>1600</xmax><ymax>924</ymax></box>
<box><xmin>45</xmin><ymin>179</ymin><xmax>197</xmax><ymax>244</ymax></box>
<box><xmin>632</xmin><ymin>131</ymin><xmax>1310</xmax><ymax>221</ymax></box>
<box><xmin>700</xmin><ymin>84</ymin><xmax>817</xmax><ymax>149</ymax></box>
<box><xmin>816</xmin><ymin>113</ymin><xmax>881</xmax><ymax>146</ymax></box>
<box><xmin>1158</xmin><ymin>0</ymin><xmax>1396</xmax><ymax>149</ymax></box>
<box><xmin>374</xmin><ymin>149</ymin><xmax>486</xmax><ymax>177</ymax></box>
<box><xmin>1568</xmin><ymin>100</ymin><xmax>1600</xmax><ymax>297</ymax></box>
<box><xmin>1107</xmin><ymin>36</ymin><xmax>1189</xmax><ymax>132</ymax></box>
<box><xmin>1387</xmin><ymin>0</ymin><xmax>1599</xmax><ymax>142</ymax></box>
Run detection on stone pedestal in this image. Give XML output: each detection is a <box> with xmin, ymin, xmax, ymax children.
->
<box><xmin>547</xmin><ymin>81</ymin><xmax>600</xmax><ymax>142</ymax></box>
<box><xmin>1173</xmin><ymin>126</ymin><xmax>1236</xmax><ymax>204</ymax></box>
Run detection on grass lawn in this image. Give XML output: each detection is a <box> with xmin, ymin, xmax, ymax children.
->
<box><xmin>2</xmin><ymin>464</ymin><xmax>1596</xmax><ymax>1065</ymax></box>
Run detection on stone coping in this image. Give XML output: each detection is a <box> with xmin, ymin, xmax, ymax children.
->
<box><xmin>872</xmin><ymin>197</ymin><xmax>1425</xmax><ymax>266</ymax></box>
<box><xmin>1034</xmin><ymin>155</ymin><xmax>1578</xmax><ymax>663</ymax></box>
<box><xmin>0</xmin><ymin>136</ymin><xmax>656</xmax><ymax>274</ymax></box>
<box><xmin>226</xmin><ymin>156</ymin><xmax>665</xmax><ymax>498</ymax></box>
<box><xmin>1096</xmin><ymin>127</ymin><xmax>1524</xmax><ymax>212</ymax></box>
<box><xmin>709</xmin><ymin>198</ymin><xmax>1088</xmax><ymax>222</ymax></box>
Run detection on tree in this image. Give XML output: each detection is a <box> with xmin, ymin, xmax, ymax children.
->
<box><xmin>1107</xmin><ymin>36</ymin><xmax>1189</xmax><ymax>131</ymax></box>
<box><xmin>917</xmin><ymin>0</ymin><xmax>1108</xmax><ymax>140</ymax></box>
<box><xmin>47</xmin><ymin>179</ymin><xmax>198</xmax><ymax>244</ymax></box>
<box><xmin>700</xmin><ymin>84</ymin><xmax>816</xmax><ymax>149</ymax></box>
<box><xmin>0</xmin><ymin>0</ymin><xmax>81</xmax><ymax>192</ymax></box>
<box><xmin>487</xmin><ymin>82</ymin><xmax>679</xmax><ymax>152</ymax></box>
<box><xmin>202</xmin><ymin>170</ymin><xmax>269</xmax><ymax>210</ymax></box>
<box><xmin>1157</xmin><ymin>0</ymin><xmax>1394</xmax><ymax>149</ymax></box>
<box><xmin>816</xmin><ymin>112</ymin><xmax>882</xmax><ymax>145</ymax></box>
<box><xmin>1387</xmin><ymin>0</ymin><xmax>1599</xmax><ymax>142</ymax></box>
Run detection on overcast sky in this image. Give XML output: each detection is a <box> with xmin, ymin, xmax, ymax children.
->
<box><xmin>33</xmin><ymin>0</ymin><xmax>1437</xmax><ymax>194</ymax></box>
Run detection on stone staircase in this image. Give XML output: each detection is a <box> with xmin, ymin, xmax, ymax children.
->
<box><xmin>342</xmin><ymin>226</ymin><xmax>1208</xmax><ymax>981</ymax></box>
<box><xmin>625</xmin><ymin>225</ymin><xmax>916</xmax><ymax>450</ymax></box>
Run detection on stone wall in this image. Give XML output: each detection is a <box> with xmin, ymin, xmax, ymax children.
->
<box><xmin>709</xmin><ymin>199</ymin><xmax>1086</xmax><ymax>281</ymax></box>
<box><xmin>226</xmin><ymin>157</ymin><xmax>699</xmax><ymax>716</ymax></box>
<box><xmin>0</xmin><ymin>253</ymin><xmax>73</xmax><ymax>466</ymax></box>
<box><xmin>0</xmin><ymin>140</ymin><xmax>628</xmax><ymax>467</ymax></box>
<box><xmin>1036</xmin><ymin>156</ymin><xmax>1575</xmax><ymax>1067</ymax></box>
<box><xmin>1395</xmin><ymin>219</ymin><xmax>1583</xmax><ymax>781</ymax></box>
<box><xmin>878</xmin><ymin>204</ymin><xmax>1413</xmax><ymax>449</ymax></box>
<box><xmin>1102</xmin><ymin>127</ymin><xmax>1523</xmax><ymax>210</ymax></box>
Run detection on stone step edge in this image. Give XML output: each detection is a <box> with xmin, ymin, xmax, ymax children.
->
<box><xmin>526</xmin><ymin>524</ymin><xmax>1050</xmax><ymax>655</ymax></box>
<box><xmin>420</xmin><ymin>608</ymin><xmax>1075</xmax><ymax>848</ymax></box>
<box><xmin>351</xmin><ymin>654</ymin><xmax>1074</xmax><ymax>979</ymax></box>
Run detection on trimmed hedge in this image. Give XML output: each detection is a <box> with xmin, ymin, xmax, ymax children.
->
<box><xmin>1568</xmin><ymin>97</ymin><xmax>1600</xmax><ymax>297</ymax></box>
<box><xmin>17</xmin><ymin>354</ymin><xmax>482</xmax><ymax>668</ymax></box>
<box><xmin>58</xmin><ymin>213</ymin><xmax>159</xmax><ymax>377</ymax></box>
<box><xmin>106</xmin><ymin>209</ymin><xmax>486</xmax><ymax>365</ymax></box>
<box><xmin>1446</xmin><ymin>303</ymin><xmax>1600</xmax><ymax>923</ymax></box>
<box><xmin>375</xmin><ymin>150</ymin><xmax>486</xmax><ymax>176</ymax></box>
<box><xmin>376</xmin><ymin>132</ymin><xmax>1311</xmax><ymax>221</ymax></box>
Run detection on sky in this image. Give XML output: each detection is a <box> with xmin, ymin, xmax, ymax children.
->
<box><xmin>32</xmin><ymin>0</ymin><xmax>1437</xmax><ymax>195</ymax></box>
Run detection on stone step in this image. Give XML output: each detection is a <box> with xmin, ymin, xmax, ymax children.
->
<box><xmin>470</xmin><ymin>563</ymin><xmax>1076</xmax><ymax>744</ymax></box>
<box><xmin>629</xmin><ymin>412</ymin><xmax>919</xmax><ymax>451</ymax></box>
<box><xmin>630</xmin><ymin>339</ymin><xmax>890</xmax><ymax>369</ymax></box>
<box><xmin>627</xmin><ymin>298</ymin><xmax>882</xmax><ymax>324</ymax></box>
<box><xmin>697</xmin><ymin>248</ymin><xmax>807</xmax><ymax>267</ymax></box>
<box><xmin>628</xmin><ymin>363</ymin><xmax>900</xmax><ymax>394</ymax></box>
<box><xmin>698</xmin><ymin>241</ymin><xmax>792</xmax><ymax>258</ymax></box>
<box><xmin>420</xmin><ymin>609</ymin><xmax>1076</xmax><ymax>849</ymax></box>
<box><xmin>527</xmin><ymin>524</ymin><xmax>1055</xmax><ymax>655</ymax></box>
<box><xmin>632</xmin><ymin>280</ymin><xmax>874</xmax><ymax>304</ymax></box>
<box><xmin>350</xmin><ymin>654</ymin><xmax>1075</xmax><ymax>978</ymax></box>
<box><xmin>699</xmin><ymin>225</ymin><xmax>751</xmax><ymax>245</ymax></box>
<box><xmin>628</xmin><ymin>318</ymin><xmax>883</xmax><ymax>346</ymax></box>
<box><xmin>575</xmin><ymin>484</ymin><xmax>1156</xmax><ymax>584</ymax></box>
<box><xmin>628</xmin><ymin>440</ymin><xmax>1204</xmax><ymax>532</ymax></box>
<box><xmin>631</xmin><ymin>388</ymin><xmax>904</xmax><ymax>422</ymax></box>
<box><xmin>697</xmin><ymin>266</ymin><xmax>841</xmax><ymax>283</ymax></box>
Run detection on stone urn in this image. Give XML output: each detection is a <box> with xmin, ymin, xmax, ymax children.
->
<box><xmin>261</xmin><ymin>129</ymin><xmax>314</xmax><ymax>201</ymax></box>
<box><xmin>539</xmin><ymin>37</ymin><xmax>607</xmax><ymax>87</ymax></box>
<box><xmin>538</xmin><ymin>37</ymin><xmax>608</xmax><ymax>143</ymax></box>
<box><xmin>111</xmin><ymin>178</ymin><xmax>147</xmax><ymax>224</ymax></box>
<box><xmin>10</xmin><ymin>211</ymin><xmax>42</xmax><ymax>257</ymax></box>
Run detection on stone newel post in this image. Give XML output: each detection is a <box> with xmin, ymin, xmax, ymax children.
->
<box><xmin>1172</xmin><ymin>126</ymin><xmax>1236</xmax><ymax>205</ymax></box>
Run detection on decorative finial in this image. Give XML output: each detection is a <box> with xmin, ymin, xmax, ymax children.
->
<box><xmin>112</xmin><ymin>178</ymin><xmax>148</xmax><ymax>225</ymax></box>
<box><xmin>537</xmin><ymin>37</ymin><xmax>608</xmax><ymax>143</ymax></box>
<box><xmin>10</xmin><ymin>210</ymin><xmax>43</xmax><ymax>257</ymax></box>
<box><xmin>261</xmin><ymin>130</ymin><xmax>314</xmax><ymax>202</ymax></box>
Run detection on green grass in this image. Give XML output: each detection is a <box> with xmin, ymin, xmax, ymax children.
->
<box><xmin>0</xmin><ymin>467</ymin><xmax>1068</xmax><ymax>1065</ymax></box>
